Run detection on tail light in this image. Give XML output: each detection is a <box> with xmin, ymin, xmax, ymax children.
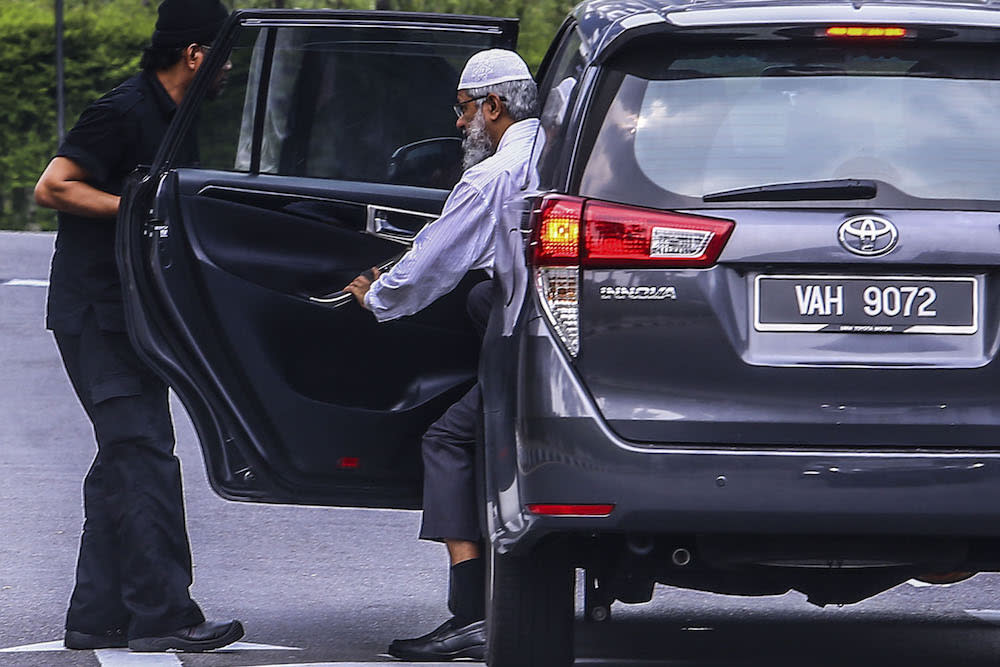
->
<box><xmin>583</xmin><ymin>200</ymin><xmax>734</xmax><ymax>268</ymax></box>
<box><xmin>533</xmin><ymin>196</ymin><xmax>584</xmax><ymax>265</ymax></box>
<box><xmin>529</xmin><ymin>195</ymin><xmax>734</xmax><ymax>356</ymax></box>
<box><xmin>531</xmin><ymin>196</ymin><xmax>583</xmax><ymax>355</ymax></box>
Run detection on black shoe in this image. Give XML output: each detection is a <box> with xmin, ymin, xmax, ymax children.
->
<box><xmin>387</xmin><ymin>617</ymin><xmax>485</xmax><ymax>661</ymax></box>
<box><xmin>64</xmin><ymin>629</ymin><xmax>127</xmax><ymax>650</ymax></box>
<box><xmin>128</xmin><ymin>619</ymin><xmax>244</xmax><ymax>652</ymax></box>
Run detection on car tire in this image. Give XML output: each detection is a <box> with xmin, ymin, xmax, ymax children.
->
<box><xmin>485</xmin><ymin>539</ymin><xmax>574</xmax><ymax>667</ymax></box>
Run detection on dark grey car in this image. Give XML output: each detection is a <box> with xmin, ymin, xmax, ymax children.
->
<box><xmin>119</xmin><ymin>2</ymin><xmax>1000</xmax><ymax>665</ymax></box>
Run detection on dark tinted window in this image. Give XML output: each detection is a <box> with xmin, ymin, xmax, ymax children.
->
<box><xmin>186</xmin><ymin>23</ymin><xmax>500</xmax><ymax>188</ymax></box>
<box><xmin>580</xmin><ymin>41</ymin><xmax>1000</xmax><ymax>206</ymax></box>
<box><xmin>255</xmin><ymin>25</ymin><xmax>491</xmax><ymax>188</ymax></box>
<box><xmin>195</xmin><ymin>27</ymin><xmax>262</xmax><ymax>172</ymax></box>
<box><xmin>534</xmin><ymin>24</ymin><xmax>586</xmax><ymax>189</ymax></box>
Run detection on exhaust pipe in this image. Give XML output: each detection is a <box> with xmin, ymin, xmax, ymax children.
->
<box><xmin>671</xmin><ymin>547</ymin><xmax>693</xmax><ymax>567</ymax></box>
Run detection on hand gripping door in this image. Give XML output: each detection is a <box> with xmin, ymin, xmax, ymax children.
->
<box><xmin>118</xmin><ymin>9</ymin><xmax>518</xmax><ymax>507</ymax></box>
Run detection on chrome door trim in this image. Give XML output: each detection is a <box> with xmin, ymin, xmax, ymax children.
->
<box><xmin>197</xmin><ymin>184</ymin><xmax>353</xmax><ymax>205</ymax></box>
<box><xmin>366</xmin><ymin>204</ymin><xmax>437</xmax><ymax>245</ymax></box>
<box><xmin>307</xmin><ymin>256</ymin><xmax>402</xmax><ymax>308</ymax></box>
<box><xmin>241</xmin><ymin>18</ymin><xmax>506</xmax><ymax>34</ymax></box>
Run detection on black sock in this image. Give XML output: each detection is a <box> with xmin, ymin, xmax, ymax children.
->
<box><xmin>447</xmin><ymin>557</ymin><xmax>485</xmax><ymax>625</ymax></box>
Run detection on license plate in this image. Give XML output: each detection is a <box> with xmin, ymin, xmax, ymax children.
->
<box><xmin>754</xmin><ymin>275</ymin><xmax>978</xmax><ymax>334</ymax></box>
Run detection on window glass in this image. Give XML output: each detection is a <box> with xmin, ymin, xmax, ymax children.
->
<box><xmin>196</xmin><ymin>27</ymin><xmax>262</xmax><ymax>172</ymax></box>
<box><xmin>253</xmin><ymin>25</ymin><xmax>497</xmax><ymax>188</ymax></box>
<box><xmin>580</xmin><ymin>43</ymin><xmax>1000</xmax><ymax>205</ymax></box>
<box><xmin>534</xmin><ymin>25</ymin><xmax>585</xmax><ymax>189</ymax></box>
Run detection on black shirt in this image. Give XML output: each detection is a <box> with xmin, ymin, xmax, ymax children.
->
<box><xmin>47</xmin><ymin>70</ymin><xmax>195</xmax><ymax>333</ymax></box>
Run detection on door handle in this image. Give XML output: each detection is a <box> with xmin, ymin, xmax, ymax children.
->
<box><xmin>366</xmin><ymin>205</ymin><xmax>437</xmax><ymax>245</ymax></box>
<box><xmin>307</xmin><ymin>256</ymin><xmax>403</xmax><ymax>308</ymax></box>
<box><xmin>308</xmin><ymin>290</ymin><xmax>354</xmax><ymax>307</ymax></box>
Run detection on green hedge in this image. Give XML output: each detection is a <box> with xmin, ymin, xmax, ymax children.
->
<box><xmin>1</xmin><ymin>0</ymin><xmax>574</xmax><ymax>230</ymax></box>
<box><xmin>0</xmin><ymin>0</ymin><xmax>156</xmax><ymax>229</ymax></box>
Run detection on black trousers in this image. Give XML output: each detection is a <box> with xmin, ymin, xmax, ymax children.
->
<box><xmin>54</xmin><ymin>311</ymin><xmax>204</xmax><ymax>639</ymax></box>
<box><xmin>419</xmin><ymin>280</ymin><xmax>493</xmax><ymax>542</ymax></box>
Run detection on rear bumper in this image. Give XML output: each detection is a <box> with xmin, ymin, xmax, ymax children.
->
<box><xmin>494</xmin><ymin>317</ymin><xmax>1000</xmax><ymax>554</ymax></box>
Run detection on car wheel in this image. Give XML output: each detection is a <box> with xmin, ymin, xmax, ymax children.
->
<box><xmin>485</xmin><ymin>539</ymin><xmax>574</xmax><ymax>667</ymax></box>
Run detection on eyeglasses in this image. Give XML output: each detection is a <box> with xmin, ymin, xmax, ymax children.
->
<box><xmin>453</xmin><ymin>94</ymin><xmax>506</xmax><ymax>118</ymax></box>
<box><xmin>198</xmin><ymin>44</ymin><xmax>213</xmax><ymax>54</ymax></box>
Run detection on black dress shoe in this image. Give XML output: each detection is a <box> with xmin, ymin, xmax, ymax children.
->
<box><xmin>64</xmin><ymin>629</ymin><xmax>127</xmax><ymax>650</ymax></box>
<box><xmin>128</xmin><ymin>619</ymin><xmax>244</xmax><ymax>652</ymax></box>
<box><xmin>387</xmin><ymin>617</ymin><xmax>485</xmax><ymax>661</ymax></box>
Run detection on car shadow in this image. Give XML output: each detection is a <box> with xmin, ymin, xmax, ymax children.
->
<box><xmin>574</xmin><ymin>610</ymin><xmax>1000</xmax><ymax>666</ymax></box>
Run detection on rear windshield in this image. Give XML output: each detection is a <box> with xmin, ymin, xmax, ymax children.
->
<box><xmin>579</xmin><ymin>42</ymin><xmax>1000</xmax><ymax>207</ymax></box>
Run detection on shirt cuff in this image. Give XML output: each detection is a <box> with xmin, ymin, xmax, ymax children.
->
<box><xmin>364</xmin><ymin>283</ymin><xmax>387</xmax><ymax>320</ymax></box>
<box><xmin>364</xmin><ymin>281</ymin><xmax>401</xmax><ymax>322</ymax></box>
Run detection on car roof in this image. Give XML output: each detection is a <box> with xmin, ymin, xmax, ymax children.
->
<box><xmin>574</xmin><ymin>0</ymin><xmax>1000</xmax><ymax>21</ymax></box>
<box><xmin>572</xmin><ymin>0</ymin><xmax>1000</xmax><ymax>64</ymax></box>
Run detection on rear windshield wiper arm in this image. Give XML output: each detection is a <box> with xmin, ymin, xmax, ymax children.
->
<box><xmin>702</xmin><ymin>179</ymin><xmax>877</xmax><ymax>203</ymax></box>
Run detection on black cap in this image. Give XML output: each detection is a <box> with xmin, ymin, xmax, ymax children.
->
<box><xmin>151</xmin><ymin>0</ymin><xmax>229</xmax><ymax>49</ymax></box>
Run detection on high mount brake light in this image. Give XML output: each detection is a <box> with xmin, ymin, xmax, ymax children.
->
<box><xmin>824</xmin><ymin>26</ymin><xmax>908</xmax><ymax>38</ymax></box>
<box><xmin>529</xmin><ymin>196</ymin><xmax>735</xmax><ymax>357</ymax></box>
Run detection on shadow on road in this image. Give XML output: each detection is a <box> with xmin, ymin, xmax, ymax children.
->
<box><xmin>575</xmin><ymin>611</ymin><xmax>1000</xmax><ymax>666</ymax></box>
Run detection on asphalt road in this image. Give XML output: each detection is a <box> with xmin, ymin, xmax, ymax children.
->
<box><xmin>3</xmin><ymin>230</ymin><xmax>1000</xmax><ymax>667</ymax></box>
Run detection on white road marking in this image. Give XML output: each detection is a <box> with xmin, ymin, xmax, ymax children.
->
<box><xmin>227</xmin><ymin>641</ymin><xmax>302</xmax><ymax>651</ymax></box>
<box><xmin>96</xmin><ymin>649</ymin><xmax>181</xmax><ymax>666</ymax></box>
<box><xmin>1</xmin><ymin>639</ymin><xmax>299</xmax><ymax>656</ymax></box>
<box><xmin>0</xmin><ymin>640</ymin><xmax>68</xmax><ymax>652</ymax></box>
<box><xmin>907</xmin><ymin>578</ymin><xmax>933</xmax><ymax>587</ymax></box>
<box><xmin>240</xmin><ymin>663</ymin><xmax>478</xmax><ymax>667</ymax></box>
<box><xmin>908</xmin><ymin>577</ymin><xmax>976</xmax><ymax>588</ymax></box>
<box><xmin>966</xmin><ymin>609</ymin><xmax>1000</xmax><ymax>623</ymax></box>
<box><xmin>1</xmin><ymin>278</ymin><xmax>49</xmax><ymax>287</ymax></box>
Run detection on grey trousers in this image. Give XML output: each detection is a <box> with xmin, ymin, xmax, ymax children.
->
<box><xmin>418</xmin><ymin>280</ymin><xmax>493</xmax><ymax>542</ymax></box>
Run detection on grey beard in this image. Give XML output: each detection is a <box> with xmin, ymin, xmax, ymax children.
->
<box><xmin>462</xmin><ymin>109</ymin><xmax>493</xmax><ymax>170</ymax></box>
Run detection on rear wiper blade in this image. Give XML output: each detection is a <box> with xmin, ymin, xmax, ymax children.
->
<box><xmin>702</xmin><ymin>179</ymin><xmax>877</xmax><ymax>203</ymax></box>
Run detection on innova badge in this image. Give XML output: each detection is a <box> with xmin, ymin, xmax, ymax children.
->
<box><xmin>838</xmin><ymin>216</ymin><xmax>898</xmax><ymax>257</ymax></box>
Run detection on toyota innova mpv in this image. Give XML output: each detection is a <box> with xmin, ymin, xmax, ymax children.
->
<box><xmin>118</xmin><ymin>2</ymin><xmax>1000</xmax><ymax>664</ymax></box>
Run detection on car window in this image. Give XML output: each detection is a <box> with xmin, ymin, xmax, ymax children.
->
<box><xmin>192</xmin><ymin>23</ymin><xmax>499</xmax><ymax>188</ymax></box>
<box><xmin>195</xmin><ymin>26</ymin><xmax>263</xmax><ymax>172</ymax></box>
<box><xmin>229</xmin><ymin>25</ymin><xmax>496</xmax><ymax>189</ymax></box>
<box><xmin>534</xmin><ymin>24</ymin><xmax>586</xmax><ymax>189</ymax></box>
<box><xmin>580</xmin><ymin>42</ymin><xmax>1000</xmax><ymax>206</ymax></box>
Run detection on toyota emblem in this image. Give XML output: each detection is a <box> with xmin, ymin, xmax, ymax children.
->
<box><xmin>838</xmin><ymin>215</ymin><xmax>898</xmax><ymax>257</ymax></box>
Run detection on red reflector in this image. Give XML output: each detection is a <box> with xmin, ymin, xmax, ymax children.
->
<box><xmin>338</xmin><ymin>457</ymin><xmax>360</xmax><ymax>469</ymax></box>
<box><xmin>583</xmin><ymin>201</ymin><xmax>734</xmax><ymax>268</ymax></box>
<box><xmin>527</xmin><ymin>504</ymin><xmax>615</xmax><ymax>516</ymax></box>
<box><xmin>825</xmin><ymin>26</ymin><xmax>907</xmax><ymax>38</ymax></box>
<box><xmin>532</xmin><ymin>195</ymin><xmax>584</xmax><ymax>265</ymax></box>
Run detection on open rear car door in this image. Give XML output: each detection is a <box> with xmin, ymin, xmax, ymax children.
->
<box><xmin>117</xmin><ymin>10</ymin><xmax>518</xmax><ymax>508</ymax></box>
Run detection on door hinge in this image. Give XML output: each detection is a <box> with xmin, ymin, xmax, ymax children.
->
<box><xmin>145</xmin><ymin>219</ymin><xmax>168</xmax><ymax>239</ymax></box>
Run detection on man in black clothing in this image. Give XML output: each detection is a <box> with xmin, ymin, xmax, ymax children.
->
<box><xmin>34</xmin><ymin>0</ymin><xmax>242</xmax><ymax>653</ymax></box>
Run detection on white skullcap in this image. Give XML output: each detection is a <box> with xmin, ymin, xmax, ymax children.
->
<box><xmin>458</xmin><ymin>49</ymin><xmax>532</xmax><ymax>90</ymax></box>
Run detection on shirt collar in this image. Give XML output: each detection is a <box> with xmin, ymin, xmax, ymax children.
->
<box><xmin>142</xmin><ymin>70</ymin><xmax>179</xmax><ymax>120</ymax></box>
<box><xmin>495</xmin><ymin>118</ymin><xmax>540</xmax><ymax>154</ymax></box>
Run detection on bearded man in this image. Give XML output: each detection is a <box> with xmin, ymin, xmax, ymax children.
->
<box><xmin>342</xmin><ymin>48</ymin><xmax>539</xmax><ymax>662</ymax></box>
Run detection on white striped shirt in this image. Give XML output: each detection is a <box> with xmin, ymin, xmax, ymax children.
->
<box><xmin>365</xmin><ymin>118</ymin><xmax>540</xmax><ymax>322</ymax></box>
